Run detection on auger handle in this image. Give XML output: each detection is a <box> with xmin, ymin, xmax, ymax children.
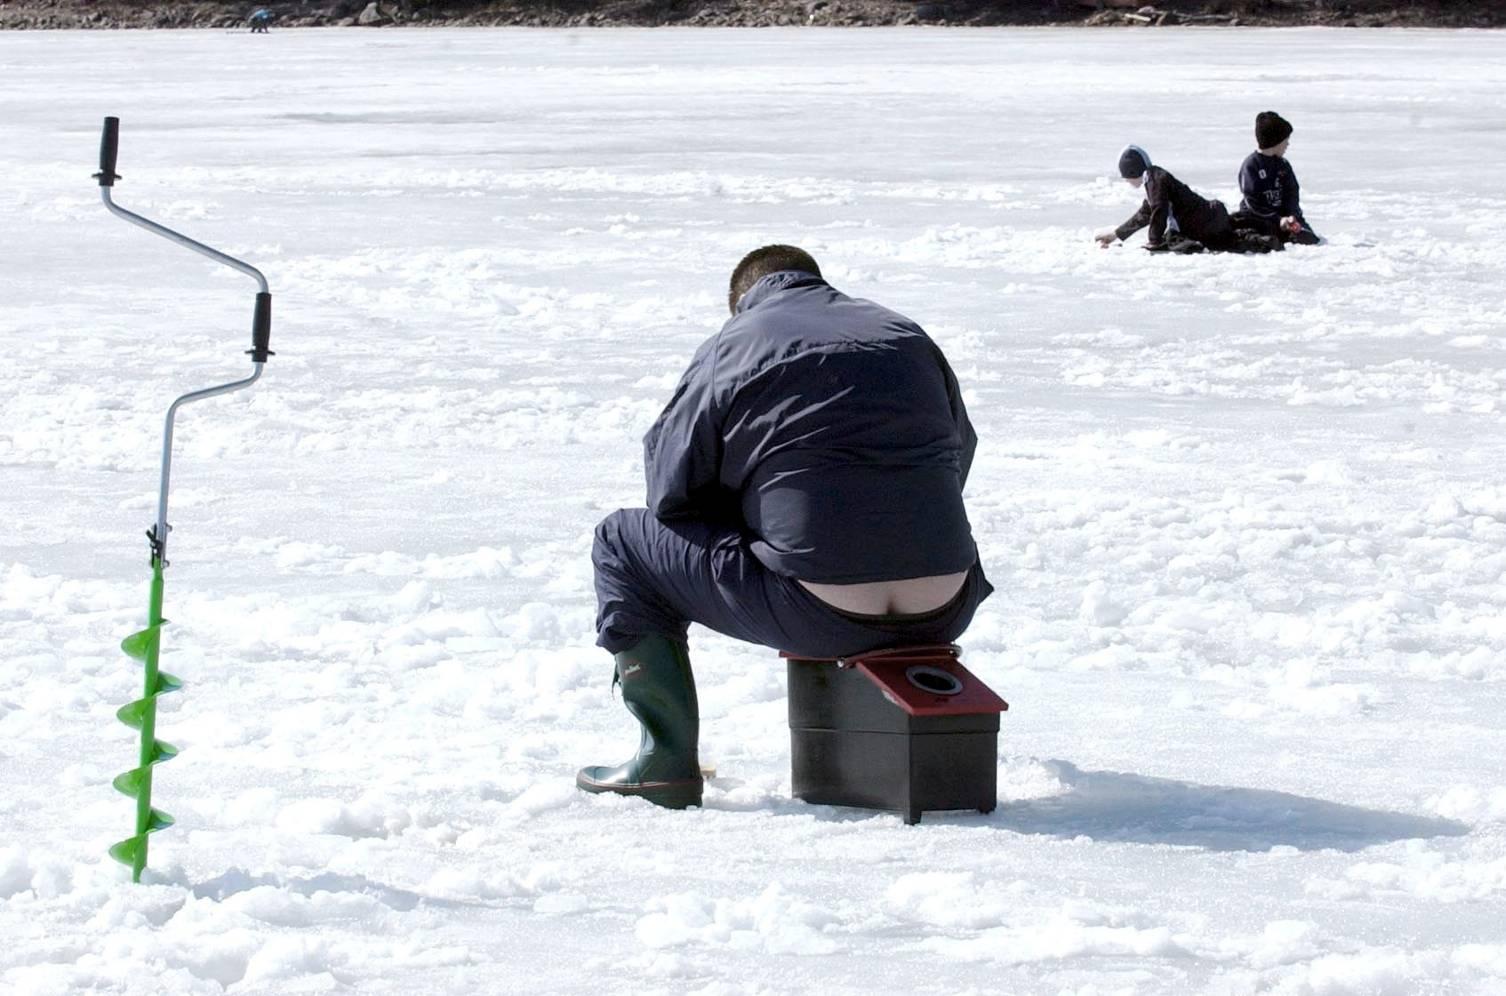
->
<box><xmin>96</xmin><ymin>116</ymin><xmax>120</xmax><ymax>187</ymax></box>
<box><xmin>94</xmin><ymin>115</ymin><xmax>271</xmax><ymax>297</ymax></box>
<box><xmin>250</xmin><ymin>292</ymin><xmax>273</xmax><ymax>362</ymax></box>
<box><xmin>91</xmin><ymin>114</ymin><xmax>275</xmax><ymax>564</ymax></box>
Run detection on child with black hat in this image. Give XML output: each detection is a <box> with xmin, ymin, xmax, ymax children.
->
<box><xmin>1095</xmin><ymin>146</ymin><xmax>1277</xmax><ymax>254</ymax></box>
<box><xmin>1235</xmin><ymin>111</ymin><xmax>1321</xmax><ymax>246</ymax></box>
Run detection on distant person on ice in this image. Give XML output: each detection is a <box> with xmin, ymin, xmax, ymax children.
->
<box><xmin>1234</xmin><ymin>111</ymin><xmax>1321</xmax><ymax>246</ymax></box>
<box><xmin>578</xmin><ymin>245</ymin><xmax>993</xmax><ymax>809</ymax></box>
<box><xmin>1095</xmin><ymin>145</ymin><xmax>1278</xmax><ymax>254</ymax></box>
<box><xmin>248</xmin><ymin>8</ymin><xmax>273</xmax><ymax>32</ymax></box>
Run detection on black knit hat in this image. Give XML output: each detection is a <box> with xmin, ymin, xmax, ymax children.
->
<box><xmin>1255</xmin><ymin>111</ymin><xmax>1293</xmax><ymax>150</ymax></box>
<box><xmin>1117</xmin><ymin>145</ymin><xmax>1150</xmax><ymax>179</ymax></box>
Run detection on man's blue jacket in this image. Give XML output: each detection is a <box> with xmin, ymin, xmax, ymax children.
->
<box><xmin>643</xmin><ymin>270</ymin><xmax>978</xmax><ymax>585</ymax></box>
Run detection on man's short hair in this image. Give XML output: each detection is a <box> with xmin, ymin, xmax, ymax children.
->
<box><xmin>728</xmin><ymin>245</ymin><xmax>821</xmax><ymax>314</ymax></box>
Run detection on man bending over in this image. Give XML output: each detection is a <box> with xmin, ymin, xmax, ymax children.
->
<box><xmin>578</xmin><ymin>245</ymin><xmax>993</xmax><ymax>809</ymax></box>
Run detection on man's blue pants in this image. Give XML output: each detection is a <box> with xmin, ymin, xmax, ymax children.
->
<box><xmin>593</xmin><ymin>508</ymin><xmax>993</xmax><ymax>658</ymax></box>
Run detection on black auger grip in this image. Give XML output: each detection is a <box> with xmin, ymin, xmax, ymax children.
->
<box><xmin>249</xmin><ymin>292</ymin><xmax>274</xmax><ymax>362</ymax></box>
<box><xmin>96</xmin><ymin>116</ymin><xmax>121</xmax><ymax>187</ymax></box>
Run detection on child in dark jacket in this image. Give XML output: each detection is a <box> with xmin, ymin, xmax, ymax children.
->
<box><xmin>1095</xmin><ymin>146</ymin><xmax>1276</xmax><ymax>254</ymax></box>
<box><xmin>1235</xmin><ymin>111</ymin><xmax>1320</xmax><ymax>246</ymax></box>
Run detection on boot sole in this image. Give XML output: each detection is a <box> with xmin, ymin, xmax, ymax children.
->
<box><xmin>575</xmin><ymin>772</ymin><xmax>703</xmax><ymax>810</ymax></box>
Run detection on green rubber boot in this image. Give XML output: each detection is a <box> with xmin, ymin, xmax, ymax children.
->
<box><xmin>576</xmin><ymin>634</ymin><xmax>703</xmax><ymax>809</ymax></box>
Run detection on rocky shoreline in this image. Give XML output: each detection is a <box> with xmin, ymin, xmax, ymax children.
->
<box><xmin>1</xmin><ymin>0</ymin><xmax>1501</xmax><ymax>31</ymax></box>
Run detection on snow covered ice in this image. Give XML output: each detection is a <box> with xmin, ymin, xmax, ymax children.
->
<box><xmin>3</xmin><ymin>23</ymin><xmax>1506</xmax><ymax>995</ymax></box>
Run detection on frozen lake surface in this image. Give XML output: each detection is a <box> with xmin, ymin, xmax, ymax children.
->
<box><xmin>2</xmin><ymin>25</ymin><xmax>1506</xmax><ymax>995</ymax></box>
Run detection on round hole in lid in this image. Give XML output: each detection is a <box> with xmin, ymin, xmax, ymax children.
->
<box><xmin>905</xmin><ymin>665</ymin><xmax>963</xmax><ymax>696</ymax></box>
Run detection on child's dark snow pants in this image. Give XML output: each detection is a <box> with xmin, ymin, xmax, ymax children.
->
<box><xmin>592</xmin><ymin>508</ymin><xmax>993</xmax><ymax>658</ymax></box>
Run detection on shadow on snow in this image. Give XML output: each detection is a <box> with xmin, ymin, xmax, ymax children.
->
<box><xmin>722</xmin><ymin>759</ymin><xmax>1469</xmax><ymax>852</ymax></box>
<box><xmin>988</xmin><ymin>760</ymin><xmax>1467</xmax><ymax>852</ymax></box>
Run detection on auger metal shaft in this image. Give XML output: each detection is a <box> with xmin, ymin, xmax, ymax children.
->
<box><xmin>151</xmin><ymin>367</ymin><xmax>264</xmax><ymax>562</ymax></box>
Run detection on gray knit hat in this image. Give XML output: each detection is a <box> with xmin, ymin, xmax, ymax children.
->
<box><xmin>1117</xmin><ymin>145</ymin><xmax>1151</xmax><ymax>179</ymax></box>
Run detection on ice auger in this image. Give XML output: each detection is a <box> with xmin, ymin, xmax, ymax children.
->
<box><xmin>94</xmin><ymin>117</ymin><xmax>274</xmax><ymax>881</ymax></box>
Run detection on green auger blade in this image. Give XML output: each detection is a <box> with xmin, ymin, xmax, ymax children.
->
<box><xmin>115</xmin><ymin>674</ymin><xmax>181</xmax><ymax>730</ymax></box>
<box><xmin>107</xmin><ymin>837</ymin><xmax>142</xmax><ymax>867</ymax></box>
<box><xmin>120</xmin><ymin>623</ymin><xmax>164</xmax><ymax>662</ymax></box>
<box><xmin>108</xmin><ymin>806</ymin><xmax>176</xmax><ymax>869</ymax></box>
<box><xmin>110</xmin><ymin>743</ymin><xmax>180</xmax><ymax>796</ymax></box>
